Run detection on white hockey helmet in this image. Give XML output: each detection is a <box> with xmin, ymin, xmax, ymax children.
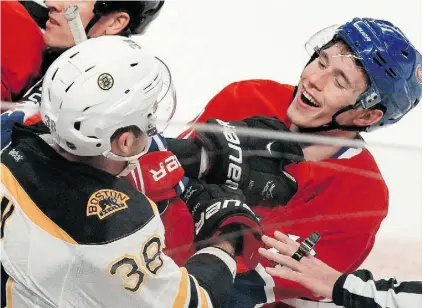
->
<box><xmin>41</xmin><ymin>35</ymin><xmax>176</xmax><ymax>171</ymax></box>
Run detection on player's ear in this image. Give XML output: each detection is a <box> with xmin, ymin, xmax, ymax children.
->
<box><xmin>111</xmin><ymin>132</ymin><xmax>135</xmax><ymax>156</ymax></box>
<box><xmin>87</xmin><ymin>12</ymin><xmax>130</xmax><ymax>37</ymax></box>
<box><xmin>353</xmin><ymin>109</ymin><xmax>384</xmax><ymax>127</ymax></box>
<box><xmin>103</xmin><ymin>11</ymin><xmax>130</xmax><ymax>35</ymax></box>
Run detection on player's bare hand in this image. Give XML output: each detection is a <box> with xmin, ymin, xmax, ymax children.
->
<box><xmin>258</xmin><ymin>231</ymin><xmax>342</xmax><ymax>299</ymax></box>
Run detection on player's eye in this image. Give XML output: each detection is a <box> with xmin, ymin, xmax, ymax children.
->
<box><xmin>318</xmin><ymin>61</ymin><xmax>327</xmax><ymax>69</ymax></box>
<box><xmin>334</xmin><ymin>78</ymin><xmax>346</xmax><ymax>90</ymax></box>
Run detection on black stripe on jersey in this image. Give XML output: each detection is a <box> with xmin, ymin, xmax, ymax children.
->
<box><xmin>332</xmin><ymin>271</ymin><xmax>349</xmax><ymax>305</ymax></box>
<box><xmin>1</xmin><ymin>207</ymin><xmax>14</xmax><ymax>239</ymax></box>
<box><xmin>185</xmin><ymin>253</ymin><xmax>233</xmax><ymax>308</ymax></box>
<box><xmin>1</xmin><ymin>196</ymin><xmax>10</xmax><ymax>214</ymax></box>
<box><xmin>345</xmin><ymin>293</ymin><xmax>382</xmax><ymax>308</ymax></box>
<box><xmin>2</xmin><ymin>124</ymin><xmax>155</xmax><ymax>245</ymax></box>
<box><xmin>188</xmin><ymin>275</ymin><xmax>199</xmax><ymax>308</ymax></box>
<box><xmin>352</xmin><ymin>270</ymin><xmax>422</xmax><ymax>294</ymax></box>
<box><xmin>1</xmin><ymin>196</ymin><xmax>14</xmax><ymax>239</ymax></box>
<box><xmin>1</xmin><ymin>265</ymin><xmax>9</xmax><ymax>308</ymax></box>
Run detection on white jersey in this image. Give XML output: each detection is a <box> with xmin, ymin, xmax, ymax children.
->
<box><xmin>1</xmin><ymin>125</ymin><xmax>236</xmax><ymax>308</ymax></box>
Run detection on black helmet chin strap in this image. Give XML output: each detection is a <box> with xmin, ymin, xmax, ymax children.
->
<box><xmin>84</xmin><ymin>12</ymin><xmax>102</xmax><ymax>36</ymax></box>
<box><xmin>296</xmin><ymin>103</ymin><xmax>369</xmax><ymax>133</ymax></box>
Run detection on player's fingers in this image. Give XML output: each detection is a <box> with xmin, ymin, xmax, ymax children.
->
<box><xmin>262</xmin><ymin>235</ymin><xmax>297</xmax><ymax>256</ymax></box>
<box><xmin>265</xmin><ymin>266</ymin><xmax>301</xmax><ymax>283</ymax></box>
<box><xmin>274</xmin><ymin>231</ymin><xmax>300</xmax><ymax>248</ymax></box>
<box><xmin>259</xmin><ymin>248</ymin><xmax>301</xmax><ymax>271</ymax></box>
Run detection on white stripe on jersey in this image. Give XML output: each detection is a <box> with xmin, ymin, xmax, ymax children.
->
<box><xmin>135</xmin><ymin>160</ymin><xmax>145</xmax><ymax>193</ymax></box>
<box><xmin>178</xmin><ymin>180</ymin><xmax>185</xmax><ymax>193</ymax></box>
<box><xmin>190</xmin><ymin>274</ymin><xmax>213</xmax><ymax>308</ymax></box>
<box><xmin>253</xmin><ymin>264</ymin><xmax>275</xmax><ymax>308</ymax></box>
<box><xmin>338</xmin><ymin>147</ymin><xmax>363</xmax><ymax>159</ymax></box>
<box><xmin>193</xmin><ymin>247</ymin><xmax>236</xmax><ymax>279</ymax></box>
<box><xmin>152</xmin><ymin>135</ymin><xmax>167</xmax><ymax>151</ymax></box>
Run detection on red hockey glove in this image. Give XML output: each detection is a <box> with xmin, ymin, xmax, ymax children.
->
<box><xmin>182</xmin><ymin>179</ymin><xmax>264</xmax><ymax>269</ymax></box>
<box><xmin>124</xmin><ymin>151</ymin><xmax>185</xmax><ymax>202</ymax></box>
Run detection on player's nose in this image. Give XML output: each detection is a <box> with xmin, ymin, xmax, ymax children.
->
<box><xmin>308</xmin><ymin>70</ymin><xmax>330</xmax><ymax>92</ymax></box>
<box><xmin>45</xmin><ymin>0</ymin><xmax>65</xmax><ymax>13</ymax></box>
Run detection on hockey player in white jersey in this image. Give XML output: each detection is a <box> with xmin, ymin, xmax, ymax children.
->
<box><xmin>0</xmin><ymin>35</ymin><xmax>263</xmax><ymax>307</ymax></box>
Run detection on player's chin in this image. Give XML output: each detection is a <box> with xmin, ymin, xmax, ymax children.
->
<box><xmin>288</xmin><ymin>109</ymin><xmax>326</xmax><ymax>130</ymax></box>
<box><xmin>43</xmin><ymin>31</ymin><xmax>73</xmax><ymax>50</ymax></box>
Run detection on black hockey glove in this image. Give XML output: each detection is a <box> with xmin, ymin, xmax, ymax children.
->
<box><xmin>182</xmin><ymin>178</ymin><xmax>263</xmax><ymax>270</ymax></box>
<box><xmin>195</xmin><ymin>116</ymin><xmax>304</xmax><ymax>206</ymax></box>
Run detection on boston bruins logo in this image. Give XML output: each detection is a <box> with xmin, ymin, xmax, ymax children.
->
<box><xmin>98</xmin><ymin>73</ymin><xmax>114</xmax><ymax>90</ymax></box>
<box><xmin>87</xmin><ymin>189</ymin><xmax>129</xmax><ymax>219</ymax></box>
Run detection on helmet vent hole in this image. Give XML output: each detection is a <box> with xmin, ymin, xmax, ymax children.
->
<box><xmin>65</xmin><ymin>82</ymin><xmax>75</xmax><ymax>93</ymax></box>
<box><xmin>96</xmin><ymin>143</ymin><xmax>101</xmax><ymax>148</ymax></box>
<box><xmin>69</xmin><ymin>52</ymin><xmax>79</xmax><ymax>59</ymax></box>
<box><xmin>388</xmin><ymin>68</ymin><xmax>397</xmax><ymax>77</ymax></box>
<box><xmin>83</xmin><ymin>106</ymin><xmax>91</xmax><ymax>112</ymax></box>
<box><xmin>373</xmin><ymin>57</ymin><xmax>383</xmax><ymax>67</ymax></box>
<box><xmin>376</xmin><ymin>52</ymin><xmax>387</xmax><ymax>64</ymax></box>
<box><xmin>385</xmin><ymin>69</ymin><xmax>395</xmax><ymax>79</ymax></box>
<box><xmin>74</xmin><ymin>122</ymin><xmax>81</xmax><ymax>131</ymax></box>
<box><xmin>130</xmin><ymin>63</ymin><xmax>138</xmax><ymax>67</ymax></box>
<box><xmin>125</xmin><ymin>89</ymin><xmax>130</xmax><ymax>94</ymax></box>
<box><xmin>52</xmin><ymin>68</ymin><xmax>59</xmax><ymax>80</ymax></box>
<box><xmin>66</xmin><ymin>142</ymin><xmax>76</xmax><ymax>150</ymax></box>
<box><xmin>85</xmin><ymin>66</ymin><xmax>95</xmax><ymax>72</ymax></box>
<box><xmin>401</xmin><ymin>50</ymin><xmax>409</xmax><ymax>58</ymax></box>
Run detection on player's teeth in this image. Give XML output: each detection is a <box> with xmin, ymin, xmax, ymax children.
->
<box><xmin>303</xmin><ymin>91</ymin><xmax>315</xmax><ymax>104</ymax></box>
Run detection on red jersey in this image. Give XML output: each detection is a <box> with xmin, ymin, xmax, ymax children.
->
<box><xmin>1</xmin><ymin>1</ymin><xmax>45</xmax><ymax>104</ymax></box>
<box><xmin>162</xmin><ymin>79</ymin><xmax>389</xmax><ymax>307</ymax></box>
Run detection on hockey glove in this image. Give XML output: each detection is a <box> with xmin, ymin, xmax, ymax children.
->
<box><xmin>195</xmin><ymin>116</ymin><xmax>304</xmax><ymax>206</ymax></box>
<box><xmin>182</xmin><ymin>179</ymin><xmax>263</xmax><ymax>269</ymax></box>
<box><xmin>124</xmin><ymin>150</ymin><xmax>188</xmax><ymax>213</ymax></box>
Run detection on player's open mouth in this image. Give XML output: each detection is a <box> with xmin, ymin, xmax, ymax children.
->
<box><xmin>301</xmin><ymin>90</ymin><xmax>320</xmax><ymax>108</ymax></box>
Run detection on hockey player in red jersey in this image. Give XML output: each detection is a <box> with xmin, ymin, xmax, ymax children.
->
<box><xmin>0</xmin><ymin>1</ymin><xmax>45</xmax><ymax>104</ymax></box>
<box><xmin>149</xmin><ymin>18</ymin><xmax>421</xmax><ymax>308</ymax></box>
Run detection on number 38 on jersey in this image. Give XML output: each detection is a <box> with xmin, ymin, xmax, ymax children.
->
<box><xmin>107</xmin><ymin>235</ymin><xmax>164</xmax><ymax>293</ymax></box>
